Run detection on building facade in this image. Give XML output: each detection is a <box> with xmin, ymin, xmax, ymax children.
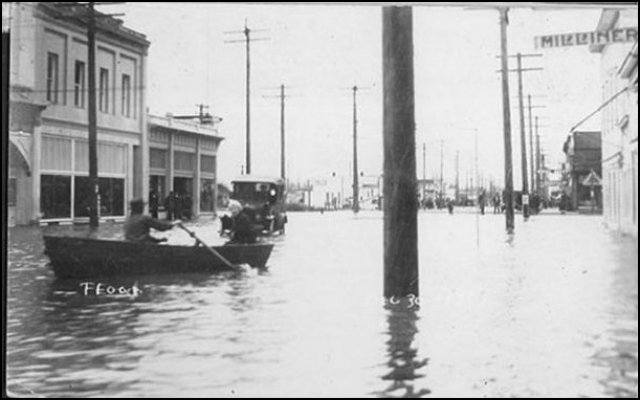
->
<box><xmin>148</xmin><ymin>115</ymin><xmax>224</xmax><ymax>218</ymax></box>
<box><xmin>561</xmin><ymin>131</ymin><xmax>602</xmax><ymax>212</ymax></box>
<box><xmin>7</xmin><ymin>2</ymin><xmax>149</xmax><ymax>225</ymax></box>
<box><xmin>591</xmin><ymin>9</ymin><xmax>638</xmax><ymax>236</ymax></box>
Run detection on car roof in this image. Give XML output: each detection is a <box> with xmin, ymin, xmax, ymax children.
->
<box><xmin>231</xmin><ymin>175</ymin><xmax>286</xmax><ymax>185</ymax></box>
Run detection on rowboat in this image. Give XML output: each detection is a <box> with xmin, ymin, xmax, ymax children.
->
<box><xmin>43</xmin><ymin>235</ymin><xmax>274</xmax><ymax>278</ymax></box>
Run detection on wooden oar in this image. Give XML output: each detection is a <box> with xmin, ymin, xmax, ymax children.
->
<box><xmin>175</xmin><ymin>222</ymin><xmax>240</xmax><ymax>270</ymax></box>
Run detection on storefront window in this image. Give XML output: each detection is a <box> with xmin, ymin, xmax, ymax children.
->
<box><xmin>74</xmin><ymin>177</ymin><xmax>125</xmax><ymax>218</ymax></box>
<box><xmin>41</xmin><ymin>175</ymin><xmax>71</xmax><ymax>219</ymax></box>
<box><xmin>200</xmin><ymin>178</ymin><xmax>216</xmax><ymax>212</ymax></box>
<box><xmin>99</xmin><ymin>177</ymin><xmax>125</xmax><ymax>217</ymax></box>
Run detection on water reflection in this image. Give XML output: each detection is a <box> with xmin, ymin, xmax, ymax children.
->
<box><xmin>7</xmin><ymin>278</ymin><xmax>147</xmax><ymax>397</ymax></box>
<box><xmin>374</xmin><ymin>301</ymin><xmax>430</xmax><ymax>398</ymax></box>
<box><xmin>6</xmin><ymin>213</ymin><xmax>639</xmax><ymax>397</ymax></box>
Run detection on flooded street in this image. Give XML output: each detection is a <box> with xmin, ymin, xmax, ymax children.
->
<box><xmin>6</xmin><ymin>211</ymin><xmax>638</xmax><ymax>397</ymax></box>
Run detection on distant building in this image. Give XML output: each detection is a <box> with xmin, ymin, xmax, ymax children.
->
<box><xmin>590</xmin><ymin>8</ymin><xmax>638</xmax><ymax>235</ymax></box>
<box><xmin>417</xmin><ymin>178</ymin><xmax>437</xmax><ymax>202</ymax></box>
<box><xmin>148</xmin><ymin>114</ymin><xmax>224</xmax><ymax>218</ymax></box>
<box><xmin>7</xmin><ymin>3</ymin><xmax>149</xmax><ymax>225</ymax></box>
<box><xmin>562</xmin><ymin>131</ymin><xmax>602</xmax><ymax>212</ymax></box>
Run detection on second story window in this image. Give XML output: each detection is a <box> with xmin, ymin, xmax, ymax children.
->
<box><xmin>46</xmin><ymin>52</ymin><xmax>59</xmax><ymax>103</ymax></box>
<box><xmin>74</xmin><ymin>61</ymin><xmax>86</xmax><ymax>108</ymax></box>
<box><xmin>99</xmin><ymin>68</ymin><xmax>109</xmax><ymax>113</ymax></box>
<box><xmin>121</xmin><ymin>74</ymin><xmax>131</xmax><ymax>117</ymax></box>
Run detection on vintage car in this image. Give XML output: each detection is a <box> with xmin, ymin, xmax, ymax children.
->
<box><xmin>223</xmin><ymin>175</ymin><xmax>288</xmax><ymax>236</ymax></box>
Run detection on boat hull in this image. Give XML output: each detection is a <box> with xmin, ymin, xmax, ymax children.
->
<box><xmin>43</xmin><ymin>235</ymin><xmax>274</xmax><ymax>278</ymax></box>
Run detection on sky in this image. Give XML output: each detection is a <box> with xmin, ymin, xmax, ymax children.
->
<box><xmin>102</xmin><ymin>2</ymin><xmax>610</xmax><ymax>187</ymax></box>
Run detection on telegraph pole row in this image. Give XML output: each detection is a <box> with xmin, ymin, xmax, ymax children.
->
<box><xmin>511</xmin><ymin>52</ymin><xmax>543</xmax><ymax>220</ymax></box>
<box><xmin>224</xmin><ymin>21</ymin><xmax>269</xmax><ymax>175</ymax></box>
<box><xmin>533</xmin><ymin>116</ymin><xmax>551</xmax><ymax>196</ymax></box>
<box><xmin>526</xmin><ymin>95</ymin><xmax>546</xmax><ymax>195</ymax></box>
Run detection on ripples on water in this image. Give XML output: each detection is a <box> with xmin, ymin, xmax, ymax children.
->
<box><xmin>6</xmin><ymin>211</ymin><xmax>638</xmax><ymax>397</ymax></box>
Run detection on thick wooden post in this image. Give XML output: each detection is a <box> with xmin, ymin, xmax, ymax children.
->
<box><xmin>383</xmin><ymin>6</ymin><xmax>419</xmax><ymax>299</ymax></box>
<box><xmin>87</xmin><ymin>2</ymin><xmax>99</xmax><ymax>228</ymax></box>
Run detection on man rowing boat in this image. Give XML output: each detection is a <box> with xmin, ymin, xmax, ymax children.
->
<box><xmin>124</xmin><ymin>198</ymin><xmax>179</xmax><ymax>243</ymax></box>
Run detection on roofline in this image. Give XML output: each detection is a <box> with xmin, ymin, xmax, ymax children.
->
<box><xmin>39</xmin><ymin>3</ymin><xmax>150</xmax><ymax>49</ymax></box>
<box><xmin>148</xmin><ymin>114</ymin><xmax>224</xmax><ymax>141</ymax></box>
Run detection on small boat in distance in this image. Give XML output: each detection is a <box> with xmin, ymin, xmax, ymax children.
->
<box><xmin>43</xmin><ymin>235</ymin><xmax>274</xmax><ymax>278</ymax></box>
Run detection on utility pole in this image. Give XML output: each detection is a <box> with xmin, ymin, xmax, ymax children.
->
<box><xmin>516</xmin><ymin>53</ymin><xmax>529</xmax><ymax>220</ymax></box>
<box><xmin>383</xmin><ymin>6</ymin><xmax>418</xmax><ymax>299</ymax></box>
<box><xmin>263</xmin><ymin>84</ymin><xmax>290</xmax><ymax>180</ymax></box>
<box><xmin>475</xmin><ymin>129</ymin><xmax>480</xmax><ymax>246</ymax></box>
<box><xmin>498</xmin><ymin>8</ymin><xmax>514</xmax><ymax>232</ymax></box>
<box><xmin>439</xmin><ymin>140</ymin><xmax>444</xmax><ymax>201</ymax></box>
<box><xmin>280</xmin><ymin>84</ymin><xmax>285</xmax><ymax>180</ymax></box>
<box><xmin>87</xmin><ymin>1</ymin><xmax>98</xmax><ymax>228</ymax></box>
<box><xmin>455</xmin><ymin>150</ymin><xmax>460</xmax><ymax>203</ymax></box>
<box><xmin>527</xmin><ymin>94</ymin><xmax>535</xmax><ymax>195</ymax></box>
<box><xmin>244</xmin><ymin>24</ymin><xmax>252</xmax><ymax>174</ymax></box>
<box><xmin>535</xmin><ymin>116</ymin><xmax>541</xmax><ymax>195</ymax></box>
<box><xmin>224</xmin><ymin>21</ymin><xmax>268</xmax><ymax>175</ymax></box>
<box><xmin>352</xmin><ymin>85</ymin><xmax>360</xmax><ymax>214</ymax></box>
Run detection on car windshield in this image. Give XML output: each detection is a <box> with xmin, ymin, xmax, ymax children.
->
<box><xmin>233</xmin><ymin>182</ymin><xmax>275</xmax><ymax>203</ymax></box>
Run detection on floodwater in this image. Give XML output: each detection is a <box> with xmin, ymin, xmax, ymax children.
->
<box><xmin>6</xmin><ymin>210</ymin><xmax>638</xmax><ymax>397</ymax></box>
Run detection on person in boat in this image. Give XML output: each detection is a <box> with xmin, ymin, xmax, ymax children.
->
<box><xmin>231</xmin><ymin>206</ymin><xmax>258</xmax><ymax>244</ymax></box>
<box><xmin>125</xmin><ymin>198</ymin><xmax>177</xmax><ymax>243</ymax></box>
<box><xmin>219</xmin><ymin>199</ymin><xmax>241</xmax><ymax>235</ymax></box>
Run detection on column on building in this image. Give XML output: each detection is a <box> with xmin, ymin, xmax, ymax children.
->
<box><xmin>173</xmin><ymin>132</ymin><xmax>197</xmax><ymax>219</ymax></box>
<box><xmin>149</xmin><ymin>128</ymin><xmax>170</xmax><ymax>217</ymax></box>
<box><xmin>199</xmin><ymin>136</ymin><xmax>218</xmax><ymax>215</ymax></box>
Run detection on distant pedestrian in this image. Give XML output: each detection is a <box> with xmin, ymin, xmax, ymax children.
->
<box><xmin>447</xmin><ymin>199</ymin><xmax>454</xmax><ymax>215</ymax></box>
<box><xmin>165</xmin><ymin>191</ymin><xmax>176</xmax><ymax>221</ymax></box>
<box><xmin>492</xmin><ymin>195</ymin><xmax>501</xmax><ymax>214</ymax></box>
<box><xmin>149</xmin><ymin>190</ymin><xmax>159</xmax><ymax>219</ymax></box>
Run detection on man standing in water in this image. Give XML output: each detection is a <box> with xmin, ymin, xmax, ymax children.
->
<box><xmin>124</xmin><ymin>198</ymin><xmax>178</xmax><ymax>243</ymax></box>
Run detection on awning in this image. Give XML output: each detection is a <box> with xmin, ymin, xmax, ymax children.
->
<box><xmin>9</xmin><ymin>131</ymin><xmax>32</xmax><ymax>173</ymax></box>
